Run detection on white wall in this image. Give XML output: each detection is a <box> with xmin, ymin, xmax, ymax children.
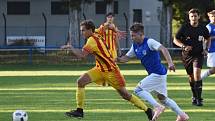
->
<box><xmin>0</xmin><ymin>0</ymin><xmax>162</xmax><ymax>46</ymax></box>
<box><xmin>129</xmin><ymin>0</ymin><xmax>162</xmax><ymax>41</ymax></box>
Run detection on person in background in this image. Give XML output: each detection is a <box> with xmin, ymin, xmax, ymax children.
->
<box><xmin>96</xmin><ymin>12</ymin><xmax>124</xmax><ymax>59</ymax></box>
<box><xmin>201</xmin><ymin>10</ymin><xmax>215</xmax><ymax>80</ymax></box>
<box><xmin>96</xmin><ymin>12</ymin><xmax>125</xmax><ymax>86</ymax></box>
<box><xmin>173</xmin><ymin>8</ymin><xmax>210</xmax><ymax>106</ymax></box>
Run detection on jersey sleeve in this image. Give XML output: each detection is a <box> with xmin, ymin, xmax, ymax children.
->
<box><xmin>203</xmin><ymin>26</ymin><xmax>210</xmax><ymax>39</ymax></box>
<box><xmin>206</xmin><ymin>24</ymin><xmax>212</xmax><ymax>33</ymax></box>
<box><xmin>147</xmin><ymin>38</ymin><xmax>162</xmax><ymax>51</ymax></box>
<box><xmin>95</xmin><ymin>25</ymin><xmax>104</xmax><ymax>35</ymax></box>
<box><xmin>83</xmin><ymin>37</ymin><xmax>96</xmax><ymax>53</ymax></box>
<box><xmin>175</xmin><ymin>25</ymin><xmax>185</xmax><ymax>40</ymax></box>
<box><xmin>126</xmin><ymin>45</ymin><xmax>136</xmax><ymax>58</ymax></box>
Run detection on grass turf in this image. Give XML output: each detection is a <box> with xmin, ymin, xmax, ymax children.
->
<box><xmin>0</xmin><ymin>64</ymin><xmax>214</xmax><ymax>121</ymax></box>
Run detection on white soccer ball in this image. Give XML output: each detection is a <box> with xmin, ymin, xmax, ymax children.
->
<box><xmin>12</xmin><ymin>110</ymin><xmax>28</xmax><ymax>121</ymax></box>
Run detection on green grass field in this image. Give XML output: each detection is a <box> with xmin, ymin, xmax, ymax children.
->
<box><xmin>0</xmin><ymin>64</ymin><xmax>214</xmax><ymax>121</ymax></box>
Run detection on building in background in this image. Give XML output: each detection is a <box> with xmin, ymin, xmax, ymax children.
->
<box><xmin>0</xmin><ymin>0</ymin><xmax>162</xmax><ymax>48</ymax></box>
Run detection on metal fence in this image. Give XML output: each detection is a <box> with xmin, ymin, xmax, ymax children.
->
<box><xmin>0</xmin><ymin>46</ymin><xmax>181</xmax><ymax>65</ymax></box>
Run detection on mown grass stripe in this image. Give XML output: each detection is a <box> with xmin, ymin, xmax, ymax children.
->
<box><xmin>0</xmin><ymin>86</ymin><xmax>215</xmax><ymax>91</ymax></box>
<box><xmin>1</xmin><ymin>109</ymin><xmax>215</xmax><ymax>113</ymax></box>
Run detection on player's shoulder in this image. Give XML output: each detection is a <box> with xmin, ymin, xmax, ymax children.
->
<box><xmin>148</xmin><ymin>38</ymin><xmax>161</xmax><ymax>46</ymax></box>
<box><xmin>147</xmin><ymin>38</ymin><xmax>159</xmax><ymax>44</ymax></box>
<box><xmin>87</xmin><ymin>35</ymin><xmax>97</xmax><ymax>44</ymax></box>
<box><xmin>206</xmin><ymin>23</ymin><xmax>215</xmax><ymax>28</ymax></box>
<box><xmin>181</xmin><ymin>23</ymin><xmax>190</xmax><ymax>29</ymax></box>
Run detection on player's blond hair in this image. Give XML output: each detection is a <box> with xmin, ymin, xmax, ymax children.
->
<box><xmin>208</xmin><ymin>10</ymin><xmax>215</xmax><ymax>16</ymax></box>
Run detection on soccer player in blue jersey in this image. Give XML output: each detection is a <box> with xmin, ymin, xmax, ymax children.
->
<box><xmin>201</xmin><ymin>10</ymin><xmax>215</xmax><ymax>79</ymax></box>
<box><xmin>117</xmin><ymin>23</ymin><xmax>189</xmax><ymax>121</ymax></box>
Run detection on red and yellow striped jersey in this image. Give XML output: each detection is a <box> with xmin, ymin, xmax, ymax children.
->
<box><xmin>96</xmin><ymin>24</ymin><xmax>118</xmax><ymax>59</ymax></box>
<box><xmin>83</xmin><ymin>33</ymin><xmax>118</xmax><ymax>72</ymax></box>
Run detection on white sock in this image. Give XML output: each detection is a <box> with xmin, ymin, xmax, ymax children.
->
<box><xmin>135</xmin><ymin>90</ymin><xmax>159</xmax><ymax>108</ymax></box>
<box><xmin>201</xmin><ymin>70</ymin><xmax>211</xmax><ymax>80</ymax></box>
<box><xmin>161</xmin><ymin>98</ymin><xmax>183</xmax><ymax>115</ymax></box>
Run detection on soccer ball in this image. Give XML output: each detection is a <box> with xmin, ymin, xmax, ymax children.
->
<box><xmin>12</xmin><ymin>110</ymin><xmax>28</xmax><ymax>121</ymax></box>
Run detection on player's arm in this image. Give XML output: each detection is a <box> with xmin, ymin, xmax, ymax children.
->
<box><xmin>117</xmin><ymin>55</ymin><xmax>129</xmax><ymax>63</ymax></box>
<box><xmin>173</xmin><ymin>26</ymin><xmax>192</xmax><ymax>51</ymax></box>
<box><xmin>149</xmin><ymin>39</ymin><xmax>175</xmax><ymax>72</ymax></box>
<box><xmin>173</xmin><ymin>36</ymin><xmax>192</xmax><ymax>52</ymax></box>
<box><xmin>117</xmin><ymin>45</ymin><xmax>135</xmax><ymax>63</ymax></box>
<box><xmin>115</xmin><ymin>33</ymin><xmax>122</xmax><ymax>57</ymax></box>
<box><xmin>173</xmin><ymin>37</ymin><xmax>184</xmax><ymax>48</ymax></box>
<box><xmin>158</xmin><ymin>45</ymin><xmax>175</xmax><ymax>72</ymax></box>
<box><xmin>204</xmin><ymin>37</ymin><xmax>211</xmax><ymax>51</ymax></box>
<box><xmin>61</xmin><ymin>44</ymin><xmax>89</xmax><ymax>59</ymax></box>
<box><xmin>204</xmin><ymin>27</ymin><xmax>211</xmax><ymax>51</ymax></box>
<box><xmin>210</xmin><ymin>36</ymin><xmax>215</xmax><ymax>39</ymax></box>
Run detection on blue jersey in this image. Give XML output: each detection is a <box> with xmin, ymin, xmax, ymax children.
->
<box><xmin>126</xmin><ymin>37</ymin><xmax>167</xmax><ymax>75</ymax></box>
<box><xmin>206</xmin><ymin>23</ymin><xmax>215</xmax><ymax>52</ymax></box>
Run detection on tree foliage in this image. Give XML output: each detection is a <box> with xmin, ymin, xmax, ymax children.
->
<box><xmin>159</xmin><ymin>0</ymin><xmax>215</xmax><ymax>24</ymax></box>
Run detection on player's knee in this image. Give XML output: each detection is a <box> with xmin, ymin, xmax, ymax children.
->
<box><xmin>77</xmin><ymin>79</ymin><xmax>86</xmax><ymax>87</ymax></box>
<box><xmin>157</xmin><ymin>94</ymin><xmax>166</xmax><ymax>101</ymax></box>
<box><xmin>211</xmin><ymin>68</ymin><xmax>215</xmax><ymax>74</ymax></box>
<box><xmin>188</xmin><ymin>75</ymin><xmax>194</xmax><ymax>81</ymax></box>
<box><xmin>134</xmin><ymin>87</ymin><xmax>142</xmax><ymax>96</ymax></box>
<box><xmin>121</xmin><ymin>93</ymin><xmax>131</xmax><ymax>100</ymax></box>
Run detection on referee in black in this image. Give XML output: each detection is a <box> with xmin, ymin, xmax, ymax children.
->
<box><xmin>173</xmin><ymin>8</ymin><xmax>210</xmax><ymax>106</ymax></box>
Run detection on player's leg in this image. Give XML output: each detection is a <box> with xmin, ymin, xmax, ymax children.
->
<box><xmin>210</xmin><ymin>67</ymin><xmax>215</xmax><ymax>75</ymax></box>
<box><xmin>65</xmin><ymin>67</ymin><xmax>102</xmax><ymax>118</ymax></box>
<box><xmin>201</xmin><ymin>67</ymin><xmax>215</xmax><ymax>79</ymax></box>
<box><xmin>134</xmin><ymin>74</ymin><xmax>162</xmax><ymax>108</ymax></box>
<box><xmin>109</xmin><ymin>69</ymin><xmax>154</xmax><ymax>121</ymax></box>
<box><xmin>183</xmin><ymin>58</ymin><xmax>198</xmax><ymax>105</ymax></box>
<box><xmin>116</xmin><ymin>87</ymin><xmax>155</xmax><ymax>121</ymax></box>
<box><xmin>201</xmin><ymin>53</ymin><xmax>215</xmax><ymax>79</ymax></box>
<box><xmin>133</xmin><ymin>74</ymin><xmax>165</xmax><ymax>120</ymax></box>
<box><xmin>157</xmin><ymin>94</ymin><xmax>189</xmax><ymax>121</ymax></box>
<box><xmin>65</xmin><ymin>73</ymin><xmax>91</xmax><ymax>118</ymax></box>
<box><xmin>188</xmin><ymin>74</ymin><xmax>197</xmax><ymax>105</ymax></box>
<box><xmin>193</xmin><ymin>57</ymin><xmax>204</xmax><ymax>106</ymax></box>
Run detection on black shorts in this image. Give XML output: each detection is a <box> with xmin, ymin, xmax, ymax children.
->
<box><xmin>181</xmin><ymin>55</ymin><xmax>204</xmax><ymax>75</ymax></box>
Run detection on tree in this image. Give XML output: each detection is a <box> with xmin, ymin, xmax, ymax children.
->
<box><xmin>105</xmin><ymin>0</ymin><xmax>114</xmax><ymax>14</ymax></box>
<box><xmin>64</xmin><ymin>0</ymin><xmax>94</xmax><ymax>47</ymax></box>
<box><xmin>158</xmin><ymin>0</ymin><xmax>173</xmax><ymax>47</ymax></box>
<box><xmin>158</xmin><ymin>0</ymin><xmax>215</xmax><ymax>47</ymax></box>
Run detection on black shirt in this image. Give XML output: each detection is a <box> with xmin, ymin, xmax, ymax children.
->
<box><xmin>175</xmin><ymin>23</ymin><xmax>210</xmax><ymax>56</ymax></box>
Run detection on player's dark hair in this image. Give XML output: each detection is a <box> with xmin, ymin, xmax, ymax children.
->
<box><xmin>106</xmin><ymin>12</ymin><xmax>115</xmax><ymax>17</ymax></box>
<box><xmin>188</xmin><ymin>8</ymin><xmax>200</xmax><ymax>16</ymax></box>
<box><xmin>80</xmin><ymin>20</ymin><xmax>95</xmax><ymax>32</ymax></box>
<box><xmin>130</xmin><ymin>22</ymin><xmax>144</xmax><ymax>33</ymax></box>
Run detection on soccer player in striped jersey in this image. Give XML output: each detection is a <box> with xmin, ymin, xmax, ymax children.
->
<box><xmin>96</xmin><ymin>12</ymin><xmax>124</xmax><ymax>86</ymax></box>
<box><xmin>201</xmin><ymin>10</ymin><xmax>215</xmax><ymax>80</ymax></box>
<box><xmin>117</xmin><ymin>23</ymin><xmax>189</xmax><ymax>121</ymax></box>
<box><xmin>61</xmin><ymin>20</ymin><xmax>161</xmax><ymax>121</ymax></box>
<box><xmin>96</xmin><ymin>12</ymin><xmax>122</xmax><ymax>59</ymax></box>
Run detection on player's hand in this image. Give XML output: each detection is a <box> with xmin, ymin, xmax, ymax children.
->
<box><xmin>61</xmin><ymin>44</ymin><xmax>72</xmax><ymax>49</ymax></box>
<box><xmin>117</xmin><ymin>31</ymin><xmax>127</xmax><ymax>39</ymax></box>
<box><xmin>184</xmin><ymin>46</ymin><xmax>192</xmax><ymax>51</ymax></box>
<box><xmin>168</xmin><ymin>64</ymin><xmax>175</xmax><ymax>72</ymax></box>
<box><xmin>104</xmin><ymin>22</ymin><xmax>114</xmax><ymax>29</ymax></box>
<box><xmin>117</xmin><ymin>50</ymin><xmax>122</xmax><ymax>57</ymax></box>
<box><xmin>202</xmin><ymin>49</ymin><xmax>208</xmax><ymax>58</ymax></box>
